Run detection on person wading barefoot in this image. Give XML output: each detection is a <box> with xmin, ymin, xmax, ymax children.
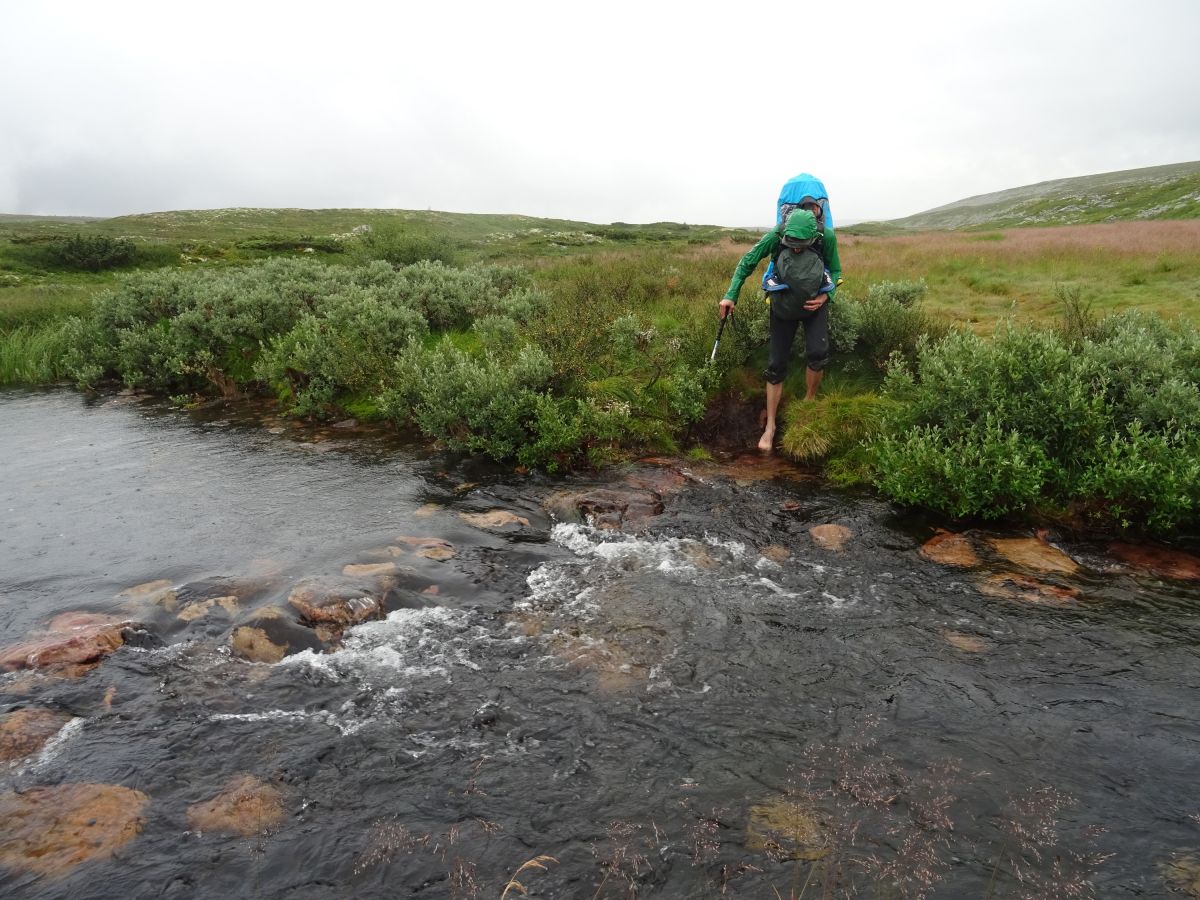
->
<box><xmin>717</xmin><ymin>204</ymin><xmax>843</xmax><ymax>451</ymax></box>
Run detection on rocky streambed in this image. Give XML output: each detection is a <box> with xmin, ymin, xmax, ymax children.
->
<box><xmin>2</xmin><ymin>388</ymin><xmax>1200</xmax><ymax>898</ymax></box>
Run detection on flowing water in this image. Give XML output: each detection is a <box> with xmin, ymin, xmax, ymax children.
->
<box><xmin>2</xmin><ymin>388</ymin><xmax>1199</xmax><ymax>898</ymax></box>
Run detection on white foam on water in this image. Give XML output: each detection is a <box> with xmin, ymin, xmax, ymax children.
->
<box><xmin>280</xmin><ymin>606</ymin><xmax>478</xmax><ymax>685</ymax></box>
<box><xmin>549</xmin><ymin>522</ymin><xmax>743</xmax><ymax>576</ymax></box>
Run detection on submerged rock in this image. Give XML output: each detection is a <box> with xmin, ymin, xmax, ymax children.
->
<box><xmin>0</xmin><ymin>708</ymin><xmax>73</xmax><ymax>763</ymax></box>
<box><xmin>977</xmin><ymin>573</ymin><xmax>1082</xmax><ymax>607</ymax></box>
<box><xmin>177</xmin><ymin>596</ymin><xmax>239</xmax><ymax>623</ymax></box>
<box><xmin>116</xmin><ymin>579</ymin><xmax>176</xmax><ymax>609</ymax></box>
<box><xmin>809</xmin><ymin>524</ymin><xmax>852</xmax><ymax>552</ymax></box>
<box><xmin>459</xmin><ymin>509</ymin><xmax>530</xmax><ymax>530</ymax></box>
<box><xmin>1162</xmin><ymin>854</ymin><xmax>1200</xmax><ymax>898</ymax></box>
<box><xmin>229</xmin><ymin>607</ymin><xmax>326</xmax><ymax>663</ymax></box>
<box><xmin>395</xmin><ymin>536</ymin><xmax>457</xmax><ymax>560</ymax></box>
<box><xmin>0</xmin><ymin>783</ymin><xmax>148</xmax><ymax>876</ymax></box>
<box><xmin>0</xmin><ymin>614</ymin><xmax>131</xmax><ymax>672</ymax></box>
<box><xmin>760</xmin><ymin>545</ymin><xmax>791</xmax><ymax>564</ymax></box>
<box><xmin>745</xmin><ymin>799</ymin><xmax>829</xmax><ymax>861</ymax></box>
<box><xmin>1109</xmin><ymin>542</ymin><xmax>1200</xmax><ymax>581</ymax></box>
<box><xmin>988</xmin><ymin>533</ymin><xmax>1079</xmax><ymax>575</ymax></box>
<box><xmin>187</xmin><ymin>774</ymin><xmax>285</xmax><ymax>838</ymax></box>
<box><xmin>342</xmin><ymin>562</ymin><xmax>397</xmax><ymax>578</ymax></box>
<box><xmin>942</xmin><ymin>630</ymin><xmax>990</xmax><ymax>653</ymax></box>
<box><xmin>920</xmin><ymin>531</ymin><xmax>981</xmax><ymax>568</ymax></box>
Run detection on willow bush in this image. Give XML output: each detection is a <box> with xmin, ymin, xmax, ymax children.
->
<box><xmin>869</xmin><ymin>312</ymin><xmax>1200</xmax><ymax>532</ymax></box>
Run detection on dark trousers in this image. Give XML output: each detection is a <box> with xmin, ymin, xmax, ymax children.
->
<box><xmin>764</xmin><ymin>303</ymin><xmax>830</xmax><ymax>384</ymax></box>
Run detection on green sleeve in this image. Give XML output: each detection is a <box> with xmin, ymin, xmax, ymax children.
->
<box><xmin>723</xmin><ymin>229</ymin><xmax>780</xmax><ymax>302</ymax></box>
<box><xmin>823</xmin><ymin>227</ymin><xmax>842</xmax><ymax>299</ymax></box>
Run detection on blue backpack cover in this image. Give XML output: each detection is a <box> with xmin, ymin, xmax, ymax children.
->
<box><xmin>764</xmin><ymin>174</ymin><xmax>833</xmax><ymax>292</ymax></box>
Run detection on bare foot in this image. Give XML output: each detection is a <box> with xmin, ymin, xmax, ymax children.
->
<box><xmin>757</xmin><ymin>426</ymin><xmax>775</xmax><ymax>452</ymax></box>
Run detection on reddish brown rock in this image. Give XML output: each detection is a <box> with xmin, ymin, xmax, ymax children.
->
<box><xmin>809</xmin><ymin>524</ymin><xmax>852</xmax><ymax>552</ymax></box>
<box><xmin>978</xmin><ymin>573</ymin><xmax>1082</xmax><ymax>607</ymax></box>
<box><xmin>396</xmin><ymin>537</ymin><xmax>457</xmax><ymax>561</ymax></box>
<box><xmin>342</xmin><ymin>562</ymin><xmax>397</xmax><ymax>578</ymax></box>
<box><xmin>177</xmin><ymin>596</ymin><xmax>239</xmax><ymax>623</ymax></box>
<box><xmin>0</xmin><ymin>615</ymin><xmax>130</xmax><ymax>672</ymax></box>
<box><xmin>1109</xmin><ymin>542</ymin><xmax>1200</xmax><ymax>581</ymax></box>
<box><xmin>229</xmin><ymin>607</ymin><xmax>327</xmax><ymax>663</ymax></box>
<box><xmin>920</xmin><ymin>531</ymin><xmax>981</xmax><ymax>568</ymax></box>
<box><xmin>760</xmin><ymin>545</ymin><xmax>791</xmax><ymax>564</ymax></box>
<box><xmin>187</xmin><ymin>775</ymin><xmax>285</xmax><ymax>837</ymax></box>
<box><xmin>460</xmin><ymin>509</ymin><xmax>531</xmax><ymax>529</ymax></box>
<box><xmin>988</xmin><ymin>533</ymin><xmax>1079</xmax><ymax>575</ymax></box>
<box><xmin>0</xmin><ymin>708</ymin><xmax>73</xmax><ymax>763</ymax></box>
<box><xmin>230</xmin><ymin>626</ymin><xmax>288</xmax><ymax>664</ymax></box>
<box><xmin>288</xmin><ymin>580</ymin><xmax>383</xmax><ymax>628</ymax></box>
<box><xmin>942</xmin><ymin>631</ymin><xmax>990</xmax><ymax>653</ymax></box>
<box><xmin>0</xmin><ymin>783</ymin><xmax>148</xmax><ymax>876</ymax></box>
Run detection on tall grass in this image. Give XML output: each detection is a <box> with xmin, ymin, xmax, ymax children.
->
<box><xmin>0</xmin><ymin>321</ymin><xmax>74</xmax><ymax>385</ymax></box>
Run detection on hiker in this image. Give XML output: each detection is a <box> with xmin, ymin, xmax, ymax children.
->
<box><xmin>718</xmin><ymin>202</ymin><xmax>842</xmax><ymax>452</ymax></box>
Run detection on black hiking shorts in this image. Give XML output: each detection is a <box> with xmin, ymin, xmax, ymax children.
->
<box><xmin>763</xmin><ymin>302</ymin><xmax>830</xmax><ymax>384</ymax></box>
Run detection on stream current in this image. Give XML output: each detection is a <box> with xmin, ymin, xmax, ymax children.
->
<box><xmin>1</xmin><ymin>388</ymin><xmax>1198</xmax><ymax>898</ymax></box>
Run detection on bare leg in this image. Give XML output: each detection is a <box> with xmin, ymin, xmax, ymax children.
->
<box><xmin>804</xmin><ymin>367</ymin><xmax>824</xmax><ymax>401</ymax></box>
<box><xmin>758</xmin><ymin>381</ymin><xmax>783</xmax><ymax>451</ymax></box>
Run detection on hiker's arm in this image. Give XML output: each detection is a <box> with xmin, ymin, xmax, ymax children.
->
<box><xmin>824</xmin><ymin>227</ymin><xmax>843</xmax><ymax>299</ymax></box>
<box><xmin>722</xmin><ymin>231</ymin><xmax>778</xmax><ymax>303</ymax></box>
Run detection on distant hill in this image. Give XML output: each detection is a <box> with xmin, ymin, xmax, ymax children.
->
<box><xmin>859</xmin><ymin>161</ymin><xmax>1200</xmax><ymax>232</ymax></box>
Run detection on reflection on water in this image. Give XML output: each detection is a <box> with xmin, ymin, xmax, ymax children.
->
<box><xmin>2</xmin><ymin>388</ymin><xmax>1199</xmax><ymax>898</ymax></box>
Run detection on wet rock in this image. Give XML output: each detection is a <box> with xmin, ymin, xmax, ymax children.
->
<box><xmin>177</xmin><ymin>596</ymin><xmax>239</xmax><ymax>623</ymax></box>
<box><xmin>186</xmin><ymin>774</ymin><xmax>285</xmax><ymax>838</ymax></box>
<box><xmin>760</xmin><ymin>545</ymin><xmax>791</xmax><ymax>564</ymax></box>
<box><xmin>809</xmin><ymin>524</ymin><xmax>852</xmax><ymax>552</ymax></box>
<box><xmin>175</xmin><ymin>575</ymin><xmax>279</xmax><ymax>606</ymax></box>
<box><xmin>288</xmin><ymin>579</ymin><xmax>384</xmax><ymax>628</ymax></box>
<box><xmin>396</xmin><ymin>536</ymin><xmax>457</xmax><ymax>560</ymax></box>
<box><xmin>1109</xmin><ymin>542</ymin><xmax>1200</xmax><ymax>581</ymax></box>
<box><xmin>745</xmin><ymin>799</ymin><xmax>829</xmax><ymax>861</ymax></box>
<box><xmin>0</xmin><ymin>783</ymin><xmax>148</xmax><ymax>876</ymax></box>
<box><xmin>543</xmin><ymin>488</ymin><xmax>662</xmax><ymax>530</ymax></box>
<box><xmin>358</xmin><ymin>546</ymin><xmax>408</xmax><ymax>562</ymax></box>
<box><xmin>1162</xmin><ymin>854</ymin><xmax>1200</xmax><ymax>898</ymax></box>
<box><xmin>459</xmin><ymin>509</ymin><xmax>530</xmax><ymax>530</ymax></box>
<box><xmin>0</xmin><ymin>614</ymin><xmax>131</xmax><ymax>672</ymax></box>
<box><xmin>942</xmin><ymin>630</ymin><xmax>990</xmax><ymax>653</ymax></box>
<box><xmin>977</xmin><ymin>573</ymin><xmax>1082</xmax><ymax>607</ymax></box>
<box><xmin>117</xmin><ymin>579</ymin><xmax>177</xmax><ymax>612</ymax></box>
<box><xmin>0</xmin><ymin>708</ymin><xmax>73</xmax><ymax>763</ymax></box>
<box><xmin>342</xmin><ymin>562</ymin><xmax>397</xmax><ymax>578</ymax></box>
<box><xmin>413</xmin><ymin>503</ymin><xmax>443</xmax><ymax>518</ymax></box>
<box><xmin>681</xmin><ymin>543</ymin><xmax>720</xmax><ymax>571</ymax></box>
<box><xmin>230</xmin><ymin>608</ymin><xmax>326</xmax><ymax>663</ymax></box>
<box><xmin>988</xmin><ymin>533</ymin><xmax>1079</xmax><ymax>575</ymax></box>
<box><xmin>920</xmin><ymin>530</ymin><xmax>981</xmax><ymax>568</ymax></box>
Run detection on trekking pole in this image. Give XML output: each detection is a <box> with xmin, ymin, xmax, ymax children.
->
<box><xmin>709</xmin><ymin>309</ymin><xmax>733</xmax><ymax>363</ymax></box>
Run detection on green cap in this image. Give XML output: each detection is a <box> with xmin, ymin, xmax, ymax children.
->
<box><xmin>783</xmin><ymin>209</ymin><xmax>818</xmax><ymax>241</ymax></box>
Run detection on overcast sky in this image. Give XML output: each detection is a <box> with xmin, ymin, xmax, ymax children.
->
<box><xmin>2</xmin><ymin>0</ymin><xmax>1198</xmax><ymax>225</ymax></box>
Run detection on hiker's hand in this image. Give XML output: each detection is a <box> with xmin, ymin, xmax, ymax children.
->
<box><xmin>719</xmin><ymin>299</ymin><xmax>734</xmax><ymax>319</ymax></box>
<box><xmin>804</xmin><ymin>294</ymin><xmax>828</xmax><ymax>312</ymax></box>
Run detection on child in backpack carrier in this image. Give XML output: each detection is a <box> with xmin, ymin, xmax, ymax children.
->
<box><xmin>717</xmin><ymin>200</ymin><xmax>843</xmax><ymax>452</ymax></box>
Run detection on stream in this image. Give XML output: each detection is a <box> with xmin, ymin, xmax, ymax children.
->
<box><xmin>2</xmin><ymin>388</ymin><xmax>1199</xmax><ymax>898</ymax></box>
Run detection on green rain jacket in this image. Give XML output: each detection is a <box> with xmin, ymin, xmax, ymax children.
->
<box><xmin>722</xmin><ymin>225</ymin><xmax>842</xmax><ymax>303</ymax></box>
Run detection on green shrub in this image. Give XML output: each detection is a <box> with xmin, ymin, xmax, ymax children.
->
<box><xmin>844</xmin><ymin>279</ymin><xmax>946</xmax><ymax>370</ymax></box>
<box><xmin>872</xmin><ymin>417</ymin><xmax>1052</xmax><ymax>518</ymax></box>
<box><xmin>352</xmin><ymin>222</ymin><xmax>458</xmax><ymax>266</ymax></box>
<box><xmin>46</xmin><ymin>234</ymin><xmax>136</xmax><ymax>271</ymax></box>
<box><xmin>870</xmin><ymin>310</ymin><xmax>1200</xmax><ymax>531</ymax></box>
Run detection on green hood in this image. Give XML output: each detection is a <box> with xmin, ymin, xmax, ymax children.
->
<box><xmin>783</xmin><ymin>209</ymin><xmax>818</xmax><ymax>242</ymax></box>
